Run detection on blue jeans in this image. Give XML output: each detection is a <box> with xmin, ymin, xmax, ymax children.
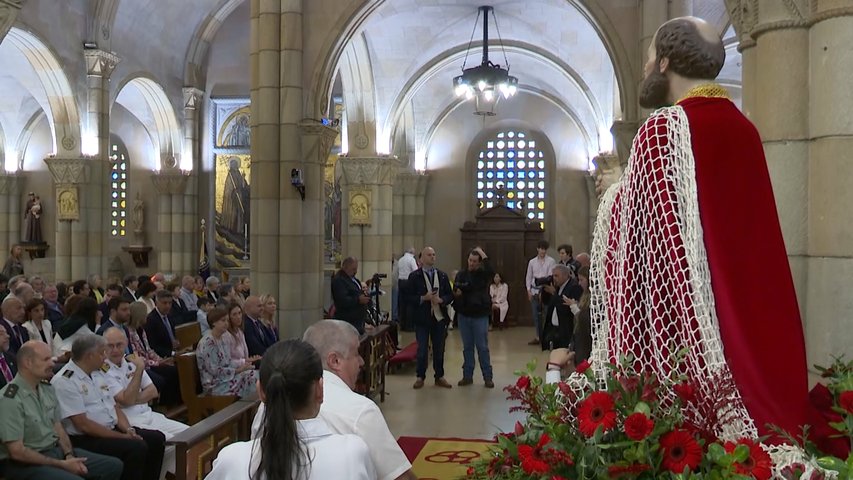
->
<box><xmin>415</xmin><ymin>319</ymin><xmax>447</xmax><ymax>379</ymax></box>
<box><xmin>457</xmin><ymin>313</ymin><xmax>492</xmax><ymax>380</ymax></box>
<box><xmin>530</xmin><ymin>294</ymin><xmax>542</xmax><ymax>339</ymax></box>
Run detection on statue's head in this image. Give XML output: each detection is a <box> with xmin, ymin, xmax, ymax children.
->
<box><xmin>639</xmin><ymin>17</ymin><xmax>725</xmax><ymax>109</ymax></box>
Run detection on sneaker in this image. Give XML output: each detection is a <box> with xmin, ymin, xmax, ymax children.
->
<box><xmin>457</xmin><ymin>377</ymin><xmax>473</xmax><ymax>386</ymax></box>
<box><xmin>484</xmin><ymin>379</ymin><xmax>495</xmax><ymax>388</ymax></box>
<box><xmin>413</xmin><ymin>378</ymin><xmax>425</xmax><ymax>389</ymax></box>
<box><xmin>434</xmin><ymin>377</ymin><xmax>452</xmax><ymax>388</ymax></box>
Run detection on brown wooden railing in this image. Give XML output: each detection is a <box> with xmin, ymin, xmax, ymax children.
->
<box><xmin>167</xmin><ymin>394</ymin><xmax>259</xmax><ymax>480</ymax></box>
<box><xmin>355</xmin><ymin>324</ymin><xmax>390</xmax><ymax>402</ymax></box>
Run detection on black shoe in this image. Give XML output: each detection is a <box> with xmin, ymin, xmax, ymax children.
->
<box><xmin>457</xmin><ymin>378</ymin><xmax>473</xmax><ymax>386</ymax></box>
<box><xmin>484</xmin><ymin>379</ymin><xmax>495</xmax><ymax>388</ymax></box>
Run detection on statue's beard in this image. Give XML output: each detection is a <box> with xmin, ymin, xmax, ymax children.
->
<box><xmin>639</xmin><ymin>69</ymin><xmax>671</xmax><ymax>109</ymax></box>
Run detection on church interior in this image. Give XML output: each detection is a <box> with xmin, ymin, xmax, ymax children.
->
<box><xmin>1</xmin><ymin>0</ymin><xmax>852</xmax><ymax>478</ymax></box>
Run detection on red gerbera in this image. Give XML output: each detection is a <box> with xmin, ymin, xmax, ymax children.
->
<box><xmin>624</xmin><ymin>412</ymin><xmax>655</xmax><ymax>441</ymax></box>
<box><xmin>839</xmin><ymin>390</ymin><xmax>853</xmax><ymax>414</ymax></box>
<box><xmin>577</xmin><ymin>391</ymin><xmax>617</xmax><ymax>437</ymax></box>
<box><xmin>659</xmin><ymin>429</ymin><xmax>703</xmax><ymax>474</ymax></box>
<box><xmin>673</xmin><ymin>382</ymin><xmax>697</xmax><ymax>405</ymax></box>
<box><xmin>516</xmin><ymin>375</ymin><xmax>531</xmax><ymax>390</ymax></box>
<box><xmin>725</xmin><ymin>439</ymin><xmax>772</xmax><ymax>480</ymax></box>
<box><xmin>518</xmin><ymin>445</ymin><xmax>550</xmax><ymax>474</ymax></box>
<box><xmin>608</xmin><ymin>464</ymin><xmax>652</xmax><ymax>478</ymax></box>
<box><xmin>575</xmin><ymin>359</ymin><xmax>591</xmax><ymax>374</ymax></box>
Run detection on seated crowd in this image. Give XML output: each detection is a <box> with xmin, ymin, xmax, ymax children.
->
<box><xmin>0</xmin><ymin>271</ymin><xmax>416</xmax><ymax>480</ymax></box>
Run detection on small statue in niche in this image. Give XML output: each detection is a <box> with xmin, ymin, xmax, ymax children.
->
<box><xmin>132</xmin><ymin>192</ymin><xmax>144</xmax><ymax>233</ymax></box>
<box><xmin>24</xmin><ymin>192</ymin><xmax>44</xmax><ymax>243</ymax></box>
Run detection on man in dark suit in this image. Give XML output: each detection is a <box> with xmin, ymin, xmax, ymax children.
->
<box><xmin>406</xmin><ymin>247</ymin><xmax>454</xmax><ymax>389</ymax></box>
<box><xmin>331</xmin><ymin>257</ymin><xmax>370</xmax><ymax>334</ymax></box>
<box><xmin>42</xmin><ymin>284</ymin><xmax>65</xmax><ymax>327</ymax></box>
<box><xmin>540</xmin><ymin>264</ymin><xmax>582</xmax><ymax>351</ymax></box>
<box><xmin>121</xmin><ymin>274</ymin><xmax>140</xmax><ymax>302</ymax></box>
<box><xmin>1</xmin><ymin>296</ymin><xmax>29</xmax><ymax>356</ymax></box>
<box><xmin>97</xmin><ymin>284</ymin><xmax>122</xmax><ymax>319</ymax></box>
<box><xmin>243</xmin><ymin>295</ymin><xmax>273</xmax><ymax>357</ymax></box>
<box><xmin>0</xmin><ymin>325</ymin><xmax>17</xmax><ymax>389</ymax></box>
<box><xmin>144</xmin><ymin>290</ymin><xmax>179</xmax><ymax>358</ymax></box>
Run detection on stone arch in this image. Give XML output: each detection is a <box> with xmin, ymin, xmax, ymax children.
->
<box><xmin>183</xmin><ymin>0</ymin><xmax>245</xmax><ymax>86</ymax></box>
<box><xmin>337</xmin><ymin>32</ymin><xmax>378</xmax><ymax>151</ymax></box>
<box><xmin>4</xmin><ymin>27</ymin><xmax>82</xmax><ymax>156</ymax></box>
<box><xmin>14</xmin><ymin>109</ymin><xmax>46</xmax><ymax>170</ymax></box>
<box><xmin>88</xmin><ymin>0</ymin><xmax>120</xmax><ymax>44</ymax></box>
<box><xmin>385</xmin><ymin>41</ymin><xmax>605</xmax><ymax>159</ymax></box>
<box><xmin>307</xmin><ymin>0</ymin><xmax>637</xmax><ymax>121</ymax></box>
<box><xmin>421</xmin><ymin>86</ymin><xmax>594</xmax><ymax>172</ymax></box>
<box><xmin>112</xmin><ymin>75</ymin><xmax>182</xmax><ymax>169</ymax></box>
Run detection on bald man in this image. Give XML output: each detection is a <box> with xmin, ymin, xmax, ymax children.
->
<box><xmin>242</xmin><ymin>296</ymin><xmax>274</xmax><ymax>357</ymax></box>
<box><xmin>1</xmin><ymin>296</ymin><xmax>29</xmax><ymax>356</ymax></box>
<box><xmin>593</xmin><ymin>16</ymin><xmax>824</xmax><ymax>447</ymax></box>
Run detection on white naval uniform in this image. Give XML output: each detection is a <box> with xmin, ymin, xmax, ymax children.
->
<box><xmin>208</xmin><ymin>417</ymin><xmax>376</xmax><ymax>480</ymax></box>
<box><xmin>51</xmin><ymin>360</ymin><xmax>118</xmax><ymax>435</ymax></box>
<box><xmin>100</xmin><ymin>358</ymin><xmax>189</xmax><ymax>479</ymax></box>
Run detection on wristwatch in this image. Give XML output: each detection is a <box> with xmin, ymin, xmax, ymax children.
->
<box><xmin>546</xmin><ymin>361</ymin><xmax>563</xmax><ymax>372</ymax></box>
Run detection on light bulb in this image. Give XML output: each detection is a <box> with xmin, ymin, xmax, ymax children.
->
<box><xmin>478</xmin><ymin>80</ymin><xmax>487</xmax><ymax>91</ymax></box>
<box><xmin>455</xmin><ymin>84</ymin><xmax>467</xmax><ymax>97</ymax></box>
<box><xmin>483</xmin><ymin>89</ymin><xmax>494</xmax><ymax>102</ymax></box>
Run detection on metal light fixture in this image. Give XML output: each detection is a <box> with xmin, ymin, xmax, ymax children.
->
<box><xmin>453</xmin><ymin>6</ymin><xmax>518</xmax><ymax>116</ymax></box>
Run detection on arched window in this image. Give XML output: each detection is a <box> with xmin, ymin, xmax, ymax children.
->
<box><xmin>476</xmin><ymin>130</ymin><xmax>547</xmax><ymax>227</ymax></box>
<box><xmin>109</xmin><ymin>136</ymin><xmax>129</xmax><ymax>237</ymax></box>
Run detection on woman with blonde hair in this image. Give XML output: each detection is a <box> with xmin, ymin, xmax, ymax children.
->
<box><xmin>1</xmin><ymin>244</ymin><xmax>24</xmax><ymax>278</ymax></box>
<box><xmin>258</xmin><ymin>294</ymin><xmax>280</xmax><ymax>345</ymax></box>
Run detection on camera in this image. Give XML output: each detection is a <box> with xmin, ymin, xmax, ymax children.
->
<box><xmin>534</xmin><ymin>275</ymin><xmax>553</xmax><ymax>287</ymax></box>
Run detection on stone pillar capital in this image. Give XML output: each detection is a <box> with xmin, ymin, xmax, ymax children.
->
<box><xmin>44</xmin><ymin>156</ymin><xmax>97</xmax><ymax>184</ymax></box>
<box><xmin>592</xmin><ymin>153</ymin><xmax>622</xmax><ymax>199</ymax></box>
<box><xmin>299</xmin><ymin>121</ymin><xmax>339</xmax><ymax>166</ymax></box>
<box><xmin>151</xmin><ymin>172</ymin><xmax>190</xmax><ymax>195</ymax></box>
<box><xmin>0</xmin><ymin>170</ymin><xmax>25</xmax><ymax>195</ymax></box>
<box><xmin>394</xmin><ymin>172</ymin><xmax>430</xmax><ymax>196</ymax></box>
<box><xmin>339</xmin><ymin>156</ymin><xmax>398</xmax><ymax>186</ymax></box>
<box><xmin>610</xmin><ymin>120</ymin><xmax>639</xmax><ymax>168</ymax></box>
<box><xmin>84</xmin><ymin>49</ymin><xmax>120</xmax><ymax>78</ymax></box>
<box><xmin>182</xmin><ymin>87</ymin><xmax>204</xmax><ymax>110</ymax></box>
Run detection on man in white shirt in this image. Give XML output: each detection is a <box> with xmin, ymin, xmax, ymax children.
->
<box><xmin>524</xmin><ymin>240</ymin><xmax>557</xmax><ymax>346</ymax></box>
<box><xmin>396</xmin><ymin>247</ymin><xmax>418</xmax><ymax>331</ymax></box>
<box><xmin>252</xmin><ymin>320</ymin><xmax>416</xmax><ymax>480</ymax></box>
<box><xmin>101</xmin><ymin>328</ymin><xmax>188</xmax><ymax>479</ymax></box>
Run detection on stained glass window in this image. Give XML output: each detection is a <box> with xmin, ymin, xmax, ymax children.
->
<box><xmin>109</xmin><ymin>139</ymin><xmax>129</xmax><ymax>237</ymax></box>
<box><xmin>476</xmin><ymin>130</ymin><xmax>547</xmax><ymax>228</ymax></box>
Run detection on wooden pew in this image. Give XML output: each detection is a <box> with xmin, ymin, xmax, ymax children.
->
<box><xmin>174</xmin><ymin>352</ymin><xmax>238</xmax><ymax>424</ymax></box>
<box><xmin>355</xmin><ymin>324</ymin><xmax>390</xmax><ymax>402</ymax></box>
<box><xmin>175</xmin><ymin>322</ymin><xmax>202</xmax><ymax>351</ymax></box>
<box><xmin>167</xmin><ymin>395</ymin><xmax>259</xmax><ymax>480</ymax></box>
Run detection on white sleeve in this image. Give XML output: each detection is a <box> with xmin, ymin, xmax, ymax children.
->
<box><xmin>354</xmin><ymin>404</ymin><xmax>412</xmax><ymax>480</ymax></box>
<box><xmin>545</xmin><ymin>369</ymin><xmax>562</xmax><ymax>385</ymax></box>
<box><xmin>50</xmin><ymin>377</ymin><xmax>86</xmax><ymax>419</ymax></box>
<box><xmin>349</xmin><ymin>436</ymin><xmax>379</xmax><ymax>480</ymax></box>
<box><xmin>141</xmin><ymin>370</ymin><xmax>154</xmax><ymax>389</ymax></box>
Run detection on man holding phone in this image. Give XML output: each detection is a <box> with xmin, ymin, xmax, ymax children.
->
<box><xmin>405</xmin><ymin>247</ymin><xmax>454</xmax><ymax>389</ymax></box>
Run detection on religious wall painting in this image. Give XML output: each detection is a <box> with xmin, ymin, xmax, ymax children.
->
<box><xmin>348</xmin><ymin>188</ymin><xmax>372</xmax><ymax>226</ymax></box>
<box><xmin>56</xmin><ymin>186</ymin><xmax>79</xmax><ymax>221</ymax></box>
<box><xmin>213</xmin><ymin>99</ymin><xmax>251</xmax><ymax>148</ymax></box>
<box><xmin>214</xmin><ymin>154</ymin><xmax>251</xmax><ymax>268</ymax></box>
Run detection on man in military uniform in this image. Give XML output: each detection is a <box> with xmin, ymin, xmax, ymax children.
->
<box><xmin>101</xmin><ymin>328</ymin><xmax>188</xmax><ymax>479</ymax></box>
<box><xmin>51</xmin><ymin>334</ymin><xmax>165</xmax><ymax>480</ymax></box>
<box><xmin>0</xmin><ymin>340</ymin><xmax>123</xmax><ymax>479</ymax></box>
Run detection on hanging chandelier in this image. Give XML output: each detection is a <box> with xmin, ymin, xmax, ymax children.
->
<box><xmin>453</xmin><ymin>6</ymin><xmax>518</xmax><ymax>116</ymax></box>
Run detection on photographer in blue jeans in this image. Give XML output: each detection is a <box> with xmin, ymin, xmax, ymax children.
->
<box><xmin>452</xmin><ymin>246</ymin><xmax>494</xmax><ymax>388</ymax></box>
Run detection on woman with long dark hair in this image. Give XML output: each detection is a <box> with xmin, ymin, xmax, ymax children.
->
<box><xmin>207</xmin><ymin>339</ymin><xmax>376</xmax><ymax>479</ymax></box>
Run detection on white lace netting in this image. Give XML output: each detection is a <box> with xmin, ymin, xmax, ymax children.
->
<box><xmin>589</xmin><ymin>105</ymin><xmax>756</xmax><ymax>441</ymax></box>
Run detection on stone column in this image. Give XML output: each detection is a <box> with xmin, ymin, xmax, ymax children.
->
<box><xmin>0</xmin><ymin>0</ymin><xmax>24</xmax><ymax>45</ymax></box>
<box><xmin>181</xmin><ymin>87</ymin><xmax>204</xmax><ymax>274</ymax></box>
<box><xmin>299</xmin><ymin>122</ymin><xmax>338</xmax><ymax>330</ymax></box>
<box><xmin>394</xmin><ymin>172</ymin><xmax>430</xmax><ymax>251</ymax></box>
<box><xmin>44</xmin><ymin>157</ymin><xmax>89</xmax><ymax>281</ymax></box>
<box><xmin>83</xmin><ymin>49</ymin><xmax>119</xmax><ymax>277</ymax></box>
<box><xmin>610</xmin><ymin>120</ymin><xmax>639</xmax><ymax>167</ymax></box>
<box><xmin>151</xmin><ymin>173</ymin><xmax>189</xmax><ymax>274</ymax></box>
<box><xmin>339</xmin><ymin>157</ymin><xmax>397</xmax><ymax>312</ymax></box>
<box><xmin>804</xmin><ymin>3</ymin><xmax>853</xmax><ymax>365</ymax></box>
<box><xmin>0</xmin><ymin>172</ymin><xmax>25</xmax><ymax>257</ymax></box>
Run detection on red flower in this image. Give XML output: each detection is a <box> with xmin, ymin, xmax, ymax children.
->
<box><xmin>517</xmin><ymin>445</ymin><xmax>550</xmax><ymax>474</ymax></box>
<box><xmin>624</xmin><ymin>412</ymin><xmax>655</xmax><ymax>441</ymax></box>
<box><xmin>725</xmin><ymin>439</ymin><xmax>772</xmax><ymax>480</ymax></box>
<box><xmin>577</xmin><ymin>391</ymin><xmax>617</xmax><ymax>437</ymax></box>
<box><xmin>839</xmin><ymin>391</ymin><xmax>853</xmax><ymax>414</ymax></box>
<box><xmin>608</xmin><ymin>464</ymin><xmax>652</xmax><ymax>477</ymax></box>
<box><xmin>513</xmin><ymin>421</ymin><xmax>524</xmax><ymax>436</ymax></box>
<box><xmin>466</xmin><ymin>466</ymin><xmax>475</xmax><ymax>476</ymax></box>
<box><xmin>516</xmin><ymin>375</ymin><xmax>531</xmax><ymax>390</ymax></box>
<box><xmin>673</xmin><ymin>382</ymin><xmax>697</xmax><ymax>405</ymax></box>
<box><xmin>780</xmin><ymin>463</ymin><xmax>806</xmax><ymax>480</ymax></box>
<box><xmin>557</xmin><ymin>381</ymin><xmax>572</xmax><ymax>396</ymax></box>
<box><xmin>659</xmin><ymin>429</ymin><xmax>703</xmax><ymax>474</ymax></box>
<box><xmin>575</xmin><ymin>359</ymin><xmax>591</xmax><ymax>374</ymax></box>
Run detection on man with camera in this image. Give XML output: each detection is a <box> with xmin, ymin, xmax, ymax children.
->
<box><xmin>406</xmin><ymin>247</ymin><xmax>454</xmax><ymax>389</ymax></box>
<box><xmin>453</xmin><ymin>246</ymin><xmax>494</xmax><ymax>388</ymax></box>
<box><xmin>331</xmin><ymin>257</ymin><xmax>370</xmax><ymax>334</ymax></box>
<box><xmin>539</xmin><ymin>265</ymin><xmax>582</xmax><ymax>351</ymax></box>
<box><xmin>524</xmin><ymin>240</ymin><xmax>556</xmax><ymax>346</ymax></box>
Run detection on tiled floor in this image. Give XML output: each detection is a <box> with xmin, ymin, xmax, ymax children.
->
<box><xmin>379</xmin><ymin>326</ymin><xmax>550</xmax><ymax>440</ymax></box>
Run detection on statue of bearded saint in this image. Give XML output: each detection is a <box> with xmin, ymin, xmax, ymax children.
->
<box><xmin>589</xmin><ymin>16</ymin><xmax>845</xmax><ymax>459</ymax></box>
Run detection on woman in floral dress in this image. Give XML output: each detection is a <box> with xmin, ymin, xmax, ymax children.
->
<box><xmin>197</xmin><ymin>307</ymin><xmax>257</xmax><ymax>398</ymax></box>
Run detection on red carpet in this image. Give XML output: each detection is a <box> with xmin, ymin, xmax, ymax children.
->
<box><xmin>397</xmin><ymin>436</ymin><xmax>495</xmax><ymax>480</ymax></box>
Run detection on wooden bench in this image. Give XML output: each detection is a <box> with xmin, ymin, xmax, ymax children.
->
<box><xmin>167</xmin><ymin>394</ymin><xmax>259</xmax><ymax>480</ymax></box>
<box><xmin>175</xmin><ymin>322</ymin><xmax>202</xmax><ymax>351</ymax></box>
<box><xmin>354</xmin><ymin>324</ymin><xmax>390</xmax><ymax>402</ymax></box>
<box><xmin>175</xmin><ymin>353</ymin><xmax>237</xmax><ymax>424</ymax></box>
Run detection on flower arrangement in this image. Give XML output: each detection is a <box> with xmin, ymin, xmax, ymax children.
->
<box><xmin>466</xmin><ymin>356</ymin><xmax>852</xmax><ymax>480</ymax></box>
